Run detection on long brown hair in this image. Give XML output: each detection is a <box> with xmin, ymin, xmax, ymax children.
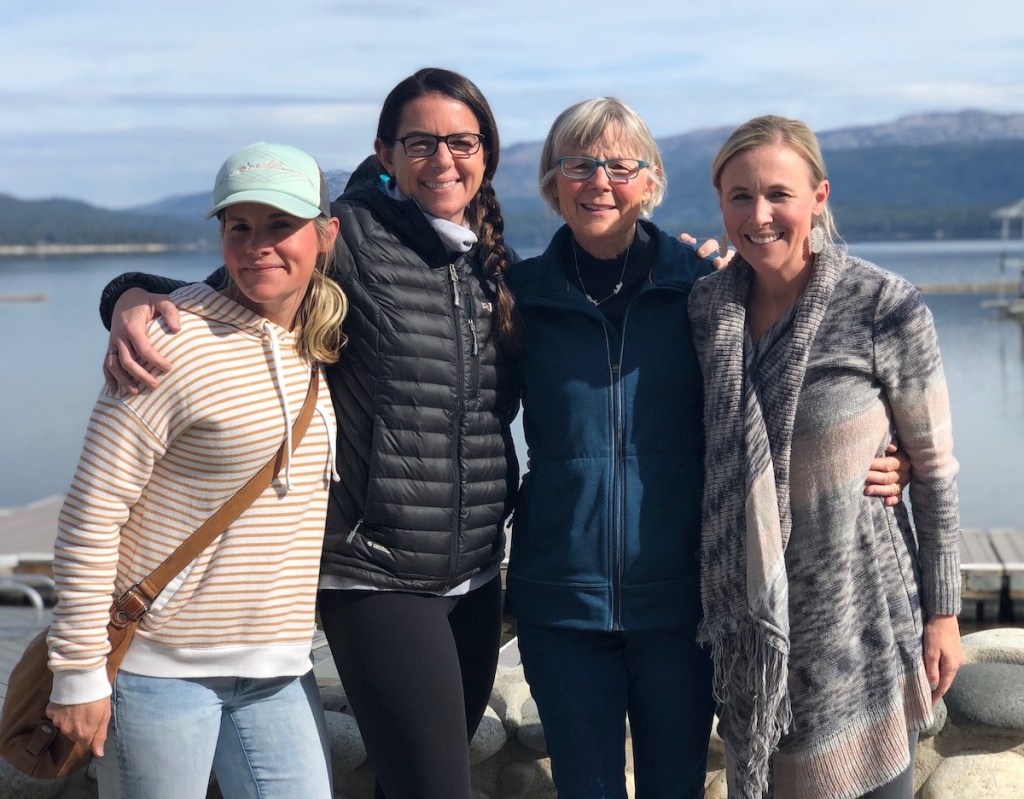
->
<box><xmin>377</xmin><ymin>67</ymin><xmax>519</xmax><ymax>350</ymax></box>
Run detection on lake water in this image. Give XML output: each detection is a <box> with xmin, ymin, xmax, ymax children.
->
<box><xmin>1</xmin><ymin>239</ymin><xmax>1022</xmax><ymax>529</ymax></box>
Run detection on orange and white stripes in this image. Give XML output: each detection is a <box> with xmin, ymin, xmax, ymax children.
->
<box><xmin>48</xmin><ymin>284</ymin><xmax>336</xmax><ymax>705</ymax></box>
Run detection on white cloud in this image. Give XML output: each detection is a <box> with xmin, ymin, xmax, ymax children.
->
<box><xmin>1</xmin><ymin>0</ymin><xmax>1022</xmax><ymax>205</ymax></box>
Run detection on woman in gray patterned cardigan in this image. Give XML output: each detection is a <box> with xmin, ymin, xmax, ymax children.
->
<box><xmin>687</xmin><ymin>116</ymin><xmax>964</xmax><ymax>799</ymax></box>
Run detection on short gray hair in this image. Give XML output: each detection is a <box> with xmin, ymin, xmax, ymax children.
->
<box><xmin>539</xmin><ymin>97</ymin><xmax>666</xmax><ymax>217</ymax></box>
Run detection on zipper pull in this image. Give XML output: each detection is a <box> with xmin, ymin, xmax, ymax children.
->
<box><xmin>345</xmin><ymin>518</ymin><xmax>363</xmax><ymax>544</ymax></box>
<box><xmin>449</xmin><ymin>264</ymin><xmax>462</xmax><ymax>308</ymax></box>
<box><xmin>465</xmin><ymin>293</ymin><xmax>479</xmax><ymax>355</ymax></box>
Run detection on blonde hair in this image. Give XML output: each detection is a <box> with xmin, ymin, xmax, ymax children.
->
<box><xmin>293</xmin><ymin>215</ymin><xmax>348</xmax><ymax>364</ymax></box>
<box><xmin>539</xmin><ymin>97</ymin><xmax>666</xmax><ymax>218</ymax></box>
<box><xmin>711</xmin><ymin>115</ymin><xmax>838</xmax><ymax>244</ymax></box>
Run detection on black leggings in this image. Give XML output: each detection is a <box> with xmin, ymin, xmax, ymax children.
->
<box><xmin>857</xmin><ymin>732</ymin><xmax>919</xmax><ymax>799</ymax></box>
<box><xmin>317</xmin><ymin>576</ymin><xmax>502</xmax><ymax>799</ymax></box>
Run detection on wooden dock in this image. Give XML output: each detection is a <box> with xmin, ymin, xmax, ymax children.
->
<box><xmin>959</xmin><ymin>528</ymin><xmax>1024</xmax><ymax>622</ymax></box>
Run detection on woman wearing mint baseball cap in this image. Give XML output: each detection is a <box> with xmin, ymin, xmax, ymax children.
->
<box><xmin>96</xmin><ymin>69</ymin><xmax>517</xmax><ymax>799</ymax></box>
<box><xmin>46</xmin><ymin>141</ymin><xmax>346</xmax><ymax>798</ymax></box>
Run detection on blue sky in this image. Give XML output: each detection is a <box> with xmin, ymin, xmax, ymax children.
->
<box><xmin>3</xmin><ymin>0</ymin><xmax>1022</xmax><ymax>208</ymax></box>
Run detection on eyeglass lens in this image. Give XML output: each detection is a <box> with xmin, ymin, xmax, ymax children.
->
<box><xmin>559</xmin><ymin>157</ymin><xmax>645</xmax><ymax>181</ymax></box>
<box><xmin>400</xmin><ymin>133</ymin><xmax>483</xmax><ymax>158</ymax></box>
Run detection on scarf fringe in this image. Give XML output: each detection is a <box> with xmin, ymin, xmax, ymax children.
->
<box><xmin>700</xmin><ymin>615</ymin><xmax>793</xmax><ymax>799</ymax></box>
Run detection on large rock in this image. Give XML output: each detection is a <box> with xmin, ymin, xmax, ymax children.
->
<box><xmin>920</xmin><ymin>751</ymin><xmax>1024</xmax><ymax>798</ymax></box>
<box><xmin>515</xmin><ymin>698</ymin><xmax>547</xmax><ymax>755</ymax></box>
<box><xmin>943</xmin><ymin>663</ymin><xmax>1024</xmax><ymax>734</ymax></box>
<box><xmin>960</xmin><ymin>628</ymin><xmax>1024</xmax><ymax>666</ymax></box>
<box><xmin>470</xmin><ymin>708</ymin><xmax>507</xmax><ymax>765</ymax></box>
<box><xmin>497</xmin><ymin>760</ymin><xmax>555</xmax><ymax>799</ymax></box>
<box><xmin>921</xmin><ymin>698</ymin><xmax>948</xmax><ymax>738</ymax></box>
<box><xmin>489</xmin><ymin>665</ymin><xmax>532</xmax><ymax>728</ymax></box>
<box><xmin>324</xmin><ymin>710</ymin><xmax>368</xmax><ymax>773</ymax></box>
<box><xmin>318</xmin><ymin>684</ymin><xmax>350</xmax><ymax>713</ymax></box>
<box><xmin>912</xmin><ymin>739</ymin><xmax>944</xmax><ymax>795</ymax></box>
<box><xmin>704</xmin><ymin>769</ymin><xmax>727</xmax><ymax>799</ymax></box>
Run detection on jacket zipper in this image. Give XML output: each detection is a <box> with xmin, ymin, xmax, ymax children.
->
<box><xmin>465</xmin><ymin>288</ymin><xmax>480</xmax><ymax>395</ymax></box>
<box><xmin>605</xmin><ymin>306</ymin><xmax>632</xmax><ymax>633</ymax></box>
<box><xmin>447</xmin><ymin>261</ymin><xmax>468</xmax><ymax>589</ymax></box>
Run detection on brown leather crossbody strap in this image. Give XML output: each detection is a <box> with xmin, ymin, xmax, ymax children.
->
<box><xmin>110</xmin><ymin>368</ymin><xmax>320</xmax><ymax>624</ymax></box>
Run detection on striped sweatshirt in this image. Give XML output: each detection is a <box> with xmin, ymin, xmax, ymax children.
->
<box><xmin>48</xmin><ymin>283</ymin><xmax>337</xmax><ymax>705</ymax></box>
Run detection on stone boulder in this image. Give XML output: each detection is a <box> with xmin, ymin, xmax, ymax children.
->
<box><xmin>470</xmin><ymin>708</ymin><xmax>507</xmax><ymax>765</ymax></box>
<box><xmin>943</xmin><ymin>663</ymin><xmax>1024</xmax><ymax>737</ymax></box>
<box><xmin>324</xmin><ymin>710</ymin><xmax>368</xmax><ymax>773</ymax></box>
<box><xmin>961</xmin><ymin>628</ymin><xmax>1024</xmax><ymax>666</ymax></box>
<box><xmin>920</xmin><ymin>751</ymin><xmax>1024</xmax><ymax>798</ymax></box>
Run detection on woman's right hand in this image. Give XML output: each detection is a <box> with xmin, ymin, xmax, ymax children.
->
<box><xmin>104</xmin><ymin>288</ymin><xmax>180</xmax><ymax>394</ymax></box>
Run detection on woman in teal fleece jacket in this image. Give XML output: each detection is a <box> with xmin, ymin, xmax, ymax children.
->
<box><xmin>504</xmin><ymin>97</ymin><xmax>717</xmax><ymax>799</ymax></box>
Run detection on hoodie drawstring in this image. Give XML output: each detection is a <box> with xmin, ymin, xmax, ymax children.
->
<box><xmin>316</xmin><ymin>401</ymin><xmax>339</xmax><ymax>483</ymax></box>
<box><xmin>263</xmin><ymin>322</ymin><xmax>337</xmax><ymax>490</ymax></box>
<box><xmin>263</xmin><ymin>322</ymin><xmax>294</xmax><ymax>490</ymax></box>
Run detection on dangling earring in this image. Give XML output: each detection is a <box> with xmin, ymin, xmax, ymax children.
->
<box><xmin>718</xmin><ymin>234</ymin><xmax>729</xmax><ymax>257</ymax></box>
<box><xmin>809</xmin><ymin>220</ymin><xmax>825</xmax><ymax>255</ymax></box>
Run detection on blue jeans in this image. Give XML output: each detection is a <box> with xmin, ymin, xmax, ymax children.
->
<box><xmin>95</xmin><ymin>669</ymin><xmax>332</xmax><ymax>799</ymax></box>
<box><xmin>518</xmin><ymin>623</ymin><xmax>715</xmax><ymax>799</ymax></box>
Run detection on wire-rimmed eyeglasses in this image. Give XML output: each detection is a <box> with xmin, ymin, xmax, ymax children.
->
<box><xmin>556</xmin><ymin>156</ymin><xmax>650</xmax><ymax>182</ymax></box>
<box><xmin>396</xmin><ymin>133</ymin><xmax>485</xmax><ymax>158</ymax></box>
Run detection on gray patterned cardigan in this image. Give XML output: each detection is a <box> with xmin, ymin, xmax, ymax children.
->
<box><xmin>687</xmin><ymin>243</ymin><xmax>961</xmax><ymax>799</ymax></box>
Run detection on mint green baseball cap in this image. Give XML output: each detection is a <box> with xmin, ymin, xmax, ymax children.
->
<box><xmin>207</xmin><ymin>142</ymin><xmax>331</xmax><ymax>220</ymax></box>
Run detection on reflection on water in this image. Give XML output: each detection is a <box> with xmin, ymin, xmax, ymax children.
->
<box><xmin>1</xmin><ymin>243</ymin><xmax>1023</xmax><ymax>529</ymax></box>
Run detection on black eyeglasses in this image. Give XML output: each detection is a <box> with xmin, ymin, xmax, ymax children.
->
<box><xmin>396</xmin><ymin>133</ymin><xmax>485</xmax><ymax>158</ymax></box>
<box><xmin>556</xmin><ymin>156</ymin><xmax>650</xmax><ymax>182</ymax></box>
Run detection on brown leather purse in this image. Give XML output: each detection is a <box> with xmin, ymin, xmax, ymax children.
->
<box><xmin>0</xmin><ymin>370</ymin><xmax>319</xmax><ymax>779</ymax></box>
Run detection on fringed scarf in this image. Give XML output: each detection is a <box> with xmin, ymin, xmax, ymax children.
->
<box><xmin>694</xmin><ymin>245</ymin><xmax>844</xmax><ymax>798</ymax></box>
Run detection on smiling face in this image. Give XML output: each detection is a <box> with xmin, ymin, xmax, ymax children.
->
<box><xmin>375</xmin><ymin>93</ymin><xmax>486</xmax><ymax>225</ymax></box>
<box><xmin>718</xmin><ymin>142</ymin><xmax>830</xmax><ymax>281</ymax></box>
<box><xmin>220</xmin><ymin>202</ymin><xmax>337</xmax><ymax>329</ymax></box>
<box><xmin>553</xmin><ymin>126</ymin><xmax>656</xmax><ymax>259</ymax></box>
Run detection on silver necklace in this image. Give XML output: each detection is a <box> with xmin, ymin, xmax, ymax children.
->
<box><xmin>572</xmin><ymin>239</ymin><xmax>629</xmax><ymax>306</ymax></box>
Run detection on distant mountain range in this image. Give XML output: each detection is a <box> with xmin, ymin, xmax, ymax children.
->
<box><xmin>2</xmin><ymin>110</ymin><xmax>1023</xmax><ymax>253</ymax></box>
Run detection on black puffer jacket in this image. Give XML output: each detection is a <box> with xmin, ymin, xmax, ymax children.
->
<box><xmin>324</xmin><ymin>180</ymin><xmax>519</xmax><ymax>590</ymax></box>
<box><xmin>99</xmin><ymin>180</ymin><xmax>519</xmax><ymax>593</ymax></box>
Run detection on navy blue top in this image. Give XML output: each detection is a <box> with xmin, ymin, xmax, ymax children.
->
<box><xmin>505</xmin><ymin>220</ymin><xmax>712</xmax><ymax>631</ymax></box>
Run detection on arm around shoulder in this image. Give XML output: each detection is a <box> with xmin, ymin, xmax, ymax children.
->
<box><xmin>100</xmin><ymin>272</ymin><xmax>193</xmax><ymax>330</ymax></box>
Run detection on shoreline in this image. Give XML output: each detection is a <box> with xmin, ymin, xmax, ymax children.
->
<box><xmin>0</xmin><ymin>242</ymin><xmax>204</xmax><ymax>257</ymax></box>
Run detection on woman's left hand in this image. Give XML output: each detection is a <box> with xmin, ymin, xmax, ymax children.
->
<box><xmin>923</xmin><ymin>614</ymin><xmax>964</xmax><ymax>705</ymax></box>
<box><xmin>679</xmin><ymin>233</ymin><xmax>734</xmax><ymax>270</ymax></box>
<box><xmin>45</xmin><ymin>697</ymin><xmax>111</xmax><ymax>757</ymax></box>
<box><xmin>864</xmin><ymin>442</ymin><xmax>911</xmax><ymax>507</ymax></box>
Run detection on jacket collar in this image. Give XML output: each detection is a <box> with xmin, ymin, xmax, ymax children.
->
<box><xmin>514</xmin><ymin>220</ymin><xmax>705</xmax><ymax>308</ymax></box>
<box><xmin>337</xmin><ymin>180</ymin><xmax>465</xmax><ymax>269</ymax></box>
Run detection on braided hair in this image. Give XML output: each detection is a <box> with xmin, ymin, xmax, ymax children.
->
<box><xmin>377</xmin><ymin>67</ymin><xmax>519</xmax><ymax>350</ymax></box>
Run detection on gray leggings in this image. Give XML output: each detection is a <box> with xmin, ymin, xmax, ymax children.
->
<box><xmin>856</xmin><ymin>732</ymin><xmax>919</xmax><ymax>799</ymax></box>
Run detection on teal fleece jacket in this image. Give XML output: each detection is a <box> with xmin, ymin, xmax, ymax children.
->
<box><xmin>505</xmin><ymin>221</ymin><xmax>712</xmax><ymax>631</ymax></box>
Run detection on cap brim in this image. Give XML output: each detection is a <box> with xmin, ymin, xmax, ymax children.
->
<box><xmin>207</xmin><ymin>189</ymin><xmax>323</xmax><ymax>220</ymax></box>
